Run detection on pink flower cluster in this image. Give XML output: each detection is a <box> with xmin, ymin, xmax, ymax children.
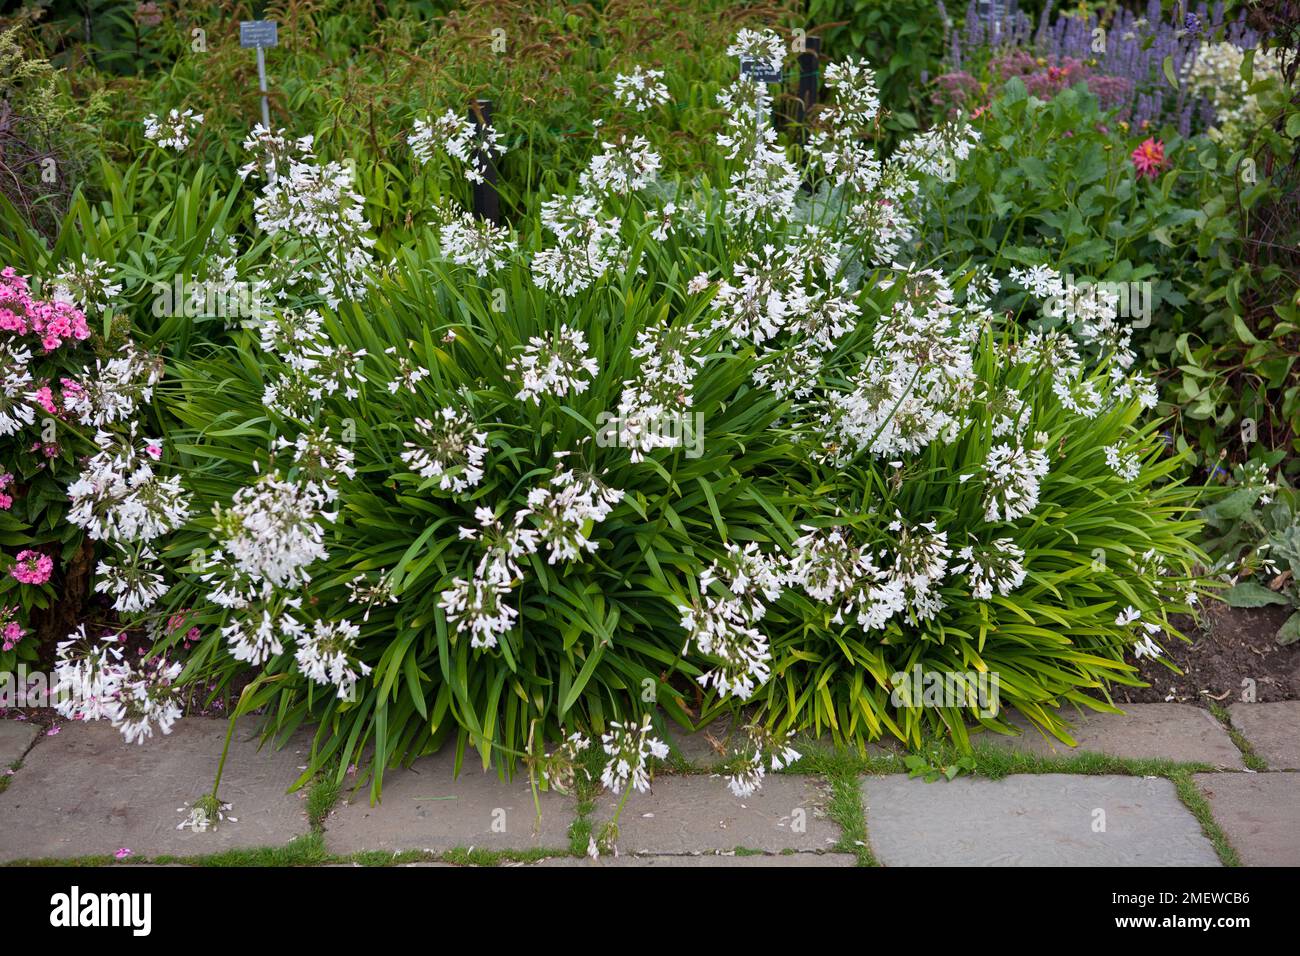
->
<box><xmin>1</xmin><ymin>606</ymin><xmax>24</xmax><ymax>652</ymax></box>
<box><xmin>0</xmin><ymin>267</ymin><xmax>91</xmax><ymax>350</ymax></box>
<box><xmin>11</xmin><ymin>549</ymin><xmax>53</xmax><ymax>585</ymax></box>
<box><xmin>32</xmin><ymin>378</ymin><xmax>84</xmax><ymax>419</ymax></box>
<box><xmin>0</xmin><ymin>473</ymin><xmax>13</xmax><ymax>511</ymax></box>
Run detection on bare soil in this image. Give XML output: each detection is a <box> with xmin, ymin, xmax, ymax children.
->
<box><xmin>1119</xmin><ymin>603</ymin><xmax>1300</xmax><ymax>705</ymax></box>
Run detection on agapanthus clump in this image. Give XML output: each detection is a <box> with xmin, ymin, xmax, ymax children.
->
<box><xmin>143</xmin><ymin>108</ymin><xmax>202</xmax><ymax>151</ymax></box>
<box><xmin>240</xmin><ymin>127</ymin><xmax>376</xmax><ymax>308</ymax></box>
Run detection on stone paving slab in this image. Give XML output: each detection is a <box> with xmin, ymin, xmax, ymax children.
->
<box><xmin>863</xmin><ymin>774</ymin><xmax>1221</xmax><ymax>866</ymax></box>
<box><xmin>0</xmin><ymin>718</ymin><xmax>311</xmax><ymax>862</ymax></box>
<box><xmin>324</xmin><ymin>746</ymin><xmax>575</xmax><ymax>855</ymax></box>
<box><xmin>533</xmin><ymin>852</ymin><xmax>857</xmax><ymax>867</ymax></box>
<box><xmin>1228</xmin><ymin>702</ymin><xmax>1300</xmax><ymax>769</ymax></box>
<box><xmin>980</xmin><ymin>704</ymin><xmax>1243</xmax><ymax>768</ymax></box>
<box><xmin>0</xmin><ymin>720</ymin><xmax>37</xmax><ymax>766</ymax></box>
<box><xmin>1194</xmin><ymin>772</ymin><xmax>1300</xmax><ymax>866</ymax></box>
<box><xmin>592</xmin><ymin>775</ymin><xmax>837</xmax><ymax>854</ymax></box>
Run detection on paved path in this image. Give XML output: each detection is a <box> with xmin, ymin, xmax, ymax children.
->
<box><xmin>0</xmin><ymin>703</ymin><xmax>1296</xmax><ymax>866</ymax></box>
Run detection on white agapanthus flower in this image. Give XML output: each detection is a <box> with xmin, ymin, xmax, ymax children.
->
<box><xmin>213</xmin><ymin>473</ymin><xmax>334</xmax><ymax>589</ymax></box>
<box><xmin>143</xmin><ymin>108</ymin><xmax>203</xmax><ymax>150</ymax></box>
<box><xmin>510</xmin><ymin>326</ymin><xmax>599</xmax><ymax>405</ymax></box>
<box><xmin>400</xmin><ymin>406</ymin><xmax>489</xmax><ymax>493</ymax></box>
<box><xmin>600</xmin><ymin>714</ymin><xmax>668</xmax><ymax>794</ymax></box>
<box><xmin>613</xmin><ymin>66</ymin><xmax>670</xmax><ymax>112</ymax></box>
<box><xmin>1104</xmin><ymin>444</ymin><xmax>1141</xmax><ymax>482</ymax></box>
<box><xmin>294</xmin><ymin>618</ymin><xmax>371</xmax><ymax>700</ymax></box>
<box><xmin>982</xmin><ymin>443</ymin><xmax>1050</xmax><ymax>522</ymax></box>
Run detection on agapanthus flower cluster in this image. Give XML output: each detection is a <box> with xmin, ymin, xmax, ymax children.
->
<box><xmin>53</xmin><ymin>628</ymin><xmax>183</xmax><ymax>744</ymax></box>
<box><xmin>611</xmin><ymin>321</ymin><xmax>703</xmax><ymax>461</ymax></box>
<box><xmin>539</xmin><ymin>730</ymin><xmax>592</xmax><ymax>794</ymax></box>
<box><xmin>725</xmin><ymin>28</ymin><xmax>785</xmax><ymax>73</ymax></box>
<box><xmin>408</xmin><ymin>108</ymin><xmax>506</xmax><ymax>184</ymax></box>
<box><xmin>293</xmin><ymin>618</ymin><xmax>371</xmax><ymax>701</ymax></box>
<box><xmin>211</xmin><ymin>471</ymin><xmax>334</xmax><ymax>591</ymax></box>
<box><xmin>436</xmin><ymin>208</ymin><xmax>516</xmax><ymax>277</ymax></box>
<box><xmin>679</xmin><ymin>543</ymin><xmax>785</xmax><ymax>700</ymax></box>
<box><xmin>61</xmin><ymin>345</ymin><xmax>163</xmax><ymax>427</ymax></box>
<box><xmin>613</xmin><ymin>66</ymin><xmax>670</xmax><ymax>112</ymax></box>
<box><xmin>399</xmin><ymin>405</ymin><xmax>488</xmax><ymax>493</ymax></box>
<box><xmin>532</xmin><ymin>184</ymin><xmax>630</xmax><ymax>297</ymax></box>
<box><xmin>240</xmin><ymin>127</ymin><xmax>376</xmax><ymax>307</ymax></box>
<box><xmin>982</xmin><ymin>442</ymin><xmax>1051</xmax><ymax>522</ymax></box>
<box><xmin>143</xmin><ymin>108</ymin><xmax>203</xmax><ymax>151</ymax></box>
<box><xmin>600</xmin><ymin>714</ymin><xmax>668</xmax><ymax>794</ymax></box>
<box><xmin>953</xmin><ymin>537</ymin><xmax>1027</xmax><ymax>600</ymax></box>
<box><xmin>440</xmin><ymin>465</ymin><xmax>623</xmax><ymax>648</ymax></box>
<box><xmin>51</xmin><ymin>255</ymin><xmax>122</xmax><ymax>318</ymax></box>
<box><xmin>580</xmin><ymin>136</ymin><xmax>663</xmax><ymax>196</ymax></box>
<box><xmin>786</xmin><ymin>526</ymin><xmax>901</xmax><ymax>629</ymax></box>
<box><xmin>1116</xmin><ymin>605</ymin><xmax>1164</xmax><ymax>660</ymax></box>
<box><xmin>820</xmin><ymin>269</ymin><xmax>976</xmax><ymax>461</ymax></box>
<box><xmin>509</xmin><ymin>326</ymin><xmax>599</xmax><ymax>405</ymax></box>
<box><xmin>66</xmin><ymin>429</ymin><xmax>192</xmax><ymax>543</ymax></box>
<box><xmin>724</xmin><ymin>726</ymin><xmax>801</xmax><ymax>798</ymax></box>
<box><xmin>517</xmin><ymin>468</ymin><xmax>624</xmax><ymax>564</ymax></box>
<box><xmin>94</xmin><ymin>545</ymin><xmax>170</xmax><ymax>612</ymax></box>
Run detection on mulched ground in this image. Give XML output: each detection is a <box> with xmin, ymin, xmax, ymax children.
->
<box><xmin>1120</xmin><ymin>603</ymin><xmax>1300</xmax><ymax>705</ymax></box>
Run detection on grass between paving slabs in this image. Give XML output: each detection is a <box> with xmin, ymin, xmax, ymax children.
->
<box><xmin>1207</xmin><ymin>703</ymin><xmax>1270</xmax><ymax>771</ymax></box>
<box><xmin>0</xmin><ymin>760</ymin><xmax>18</xmax><ymax>795</ymax></box>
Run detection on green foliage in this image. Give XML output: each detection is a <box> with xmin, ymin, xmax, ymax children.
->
<box><xmin>1201</xmin><ymin>459</ymin><xmax>1300</xmax><ymax>644</ymax></box>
